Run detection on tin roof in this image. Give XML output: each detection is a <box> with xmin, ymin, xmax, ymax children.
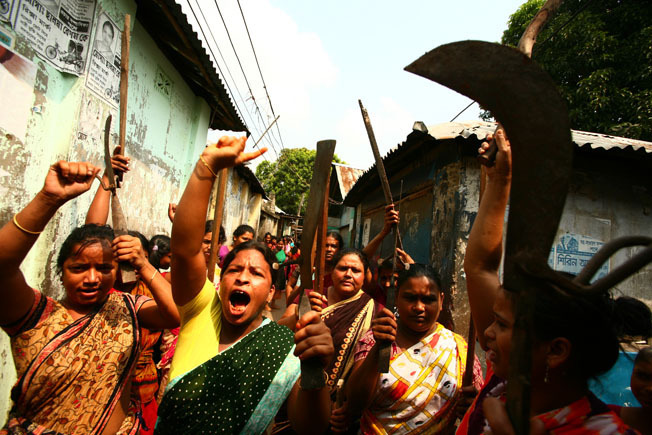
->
<box><xmin>345</xmin><ymin>121</ymin><xmax>652</xmax><ymax>205</ymax></box>
<box><xmin>331</xmin><ymin>162</ymin><xmax>364</xmax><ymax>201</ymax></box>
<box><xmin>136</xmin><ymin>0</ymin><xmax>246</xmax><ymax>132</ymax></box>
<box><xmin>428</xmin><ymin>121</ymin><xmax>652</xmax><ymax>154</ymax></box>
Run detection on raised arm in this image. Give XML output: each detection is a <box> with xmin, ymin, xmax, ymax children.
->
<box><xmin>85</xmin><ymin>149</ymin><xmax>129</xmax><ymax>225</ymax></box>
<box><xmin>0</xmin><ymin>161</ymin><xmax>99</xmax><ymax>325</ymax></box>
<box><xmin>362</xmin><ymin>204</ymin><xmax>399</xmax><ymax>259</ymax></box>
<box><xmin>463</xmin><ymin>129</ymin><xmax>511</xmax><ymax>350</ymax></box>
<box><xmin>112</xmin><ymin>234</ymin><xmax>179</xmax><ymax>329</ymax></box>
<box><xmin>171</xmin><ymin>137</ymin><xmax>265</xmax><ymax>306</ymax></box>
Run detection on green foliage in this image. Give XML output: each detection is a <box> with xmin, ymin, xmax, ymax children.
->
<box><xmin>255</xmin><ymin>148</ymin><xmax>344</xmax><ymax>215</ymax></box>
<box><xmin>501</xmin><ymin>0</ymin><xmax>652</xmax><ymax>141</ymax></box>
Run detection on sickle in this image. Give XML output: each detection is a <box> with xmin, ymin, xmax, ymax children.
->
<box><xmin>406</xmin><ymin>40</ymin><xmax>573</xmax><ymax>432</ymax></box>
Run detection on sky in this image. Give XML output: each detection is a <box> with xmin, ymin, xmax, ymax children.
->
<box><xmin>180</xmin><ymin>0</ymin><xmax>526</xmax><ymax>171</ymax></box>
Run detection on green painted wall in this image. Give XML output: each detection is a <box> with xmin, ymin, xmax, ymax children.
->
<box><xmin>0</xmin><ymin>0</ymin><xmax>212</xmax><ymax>422</ymax></box>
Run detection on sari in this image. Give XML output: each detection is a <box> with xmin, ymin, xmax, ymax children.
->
<box><xmin>535</xmin><ymin>393</ymin><xmax>639</xmax><ymax>434</ymax></box>
<box><xmin>321</xmin><ymin>290</ymin><xmax>376</xmax><ymax>395</ymax></box>
<box><xmin>1</xmin><ymin>289</ymin><xmax>148</xmax><ymax>435</ymax></box>
<box><xmin>156</xmin><ymin>318</ymin><xmax>299</xmax><ymax>434</ymax></box>
<box><xmin>457</xmin><ymin>374</ymin><xmax>637</xmax><ymax>434</ymax></box>
<box><xmin>354</xmin><ymin>324</ymin><xmax>480</xmax><ymax>434</ymax></box>
<box><xmin>129</xmin><ymin>283</ymin><xmax>162</xmax><ymax>434</ymax></box>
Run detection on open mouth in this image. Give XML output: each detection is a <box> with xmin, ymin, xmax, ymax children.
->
<box><xmin>229</xmin><ymin>290</ymin><xmax>251</xmax><ymax>314</ymax></box>
<box><xmin>80</xmin><ymin>287</ymin><xmax>101</xmax><ymax>294</ymax></box>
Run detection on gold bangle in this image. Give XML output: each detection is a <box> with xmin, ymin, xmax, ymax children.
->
<box><xmin>13</xmin><ymin>214</ymin><xmax>42</xmax><ymax>235</ymax></box>
<box><xmin>148</xmin><ymin>270</ymin><xmax>158</xmax><ymax>287</ymax></box>
<box><xmin>199</xmin><ymin>156</ymin><xmax>218</xmax><ymax>178</ymax></box>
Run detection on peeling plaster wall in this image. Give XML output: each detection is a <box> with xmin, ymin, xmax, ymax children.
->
<box><xmin>0</xmin><ymin>0</ymin><xmax>212</xmax><ymax>422</ymax></box>
<box><xmin>211</xmin><ymin>167</ymin><xmax>263</xmax><ymax>243</ymax></box>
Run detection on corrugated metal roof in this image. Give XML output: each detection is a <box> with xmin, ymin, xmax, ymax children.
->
<box><xmin>136</xmin><ymin>0</ymin><xmax>246</xmax><ymax>132</ymax></box>
<box><xmin>427</xmin><ymin>121</ymin><xmax>652</xmax><ymax>154</ymax></box>
<box><xmin>332</xmin><ymin>162</ymin><xmax>364</xmax><ymax>200</ymax></box>
<box><xmin>344</xmin><ymin>121</ymin><xmax>652</xmax><ymax>205</ymax></box>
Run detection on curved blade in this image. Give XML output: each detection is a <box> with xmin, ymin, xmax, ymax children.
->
<box><xmin>406</xmin><ymin>40</ymin><xmax>572</xmax><ymax>270</ymax></box>
<box><xmin>406</xmin><ymin>41</ymin><xmax>573</xmax><ymax>432</ymax></box>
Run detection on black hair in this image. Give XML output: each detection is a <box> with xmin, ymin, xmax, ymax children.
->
<box><xmin>613</xmin><ymin>296</ymin><xmax>652</xmax><ymax>338</ymax></box>
<box><xmin>326</xmin><ymin>231</ymin><xmax>344</xmax><ymax>249</ymax></box>
<box><xmin>378</xmin><ymin>258</ymin><xmax>399</xmax><ymax>272</ymax></box>
<box><xmin>331</xmin><ymin>248</ymin><xmax>370</xmax><ymax>273</ymax></box>
<box><xmin>396</xmin><ymin>264</ymin><xmax>444</xmax><ymax>295</ymax></box>
<box><xmin>56</xmin><ymin>224</ymin><xmax>115</xmax><ymax>274</ymax></box>
<box><xmin>102</xmin><ymin>21</ymin><xmax>114</xmax><ymax>38</ymax></box>
<box><xmin>234</xmin><ymin>224</ymin><xmax>255</xmax><ymax>238</ymax></box>
<box><xmin>149</xmin><ymin>234</ymin><xmax>171</xmax><ymax>269</ymax></box>
<box><xmin>635</xmin><ymin>347</ymin><xmax>652</xmax><ymax>365</ymax></box>
<box><xmin>518</xmin><ymin>274</ymin><xmax>651</xmax><ymax>384</ymax></box>
<box><xmin>204</xmin><ymin>221</ymin><xmax>226</xmax><ymax>244</ymax></box>
<box><xmin>264</xmin><ymin>232</ymin><xmax>272</xmax><ymax>238</ymax></box>
<box><xmin>221</xmin><ymin>241</ymin><xmax>278</xmax><ymax>284</ymax></box>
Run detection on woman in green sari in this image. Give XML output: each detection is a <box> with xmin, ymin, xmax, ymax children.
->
<box><xmin>156</xmin><ymin>136</ymin><xmax>334</xmax><ymax>434</ymax></box>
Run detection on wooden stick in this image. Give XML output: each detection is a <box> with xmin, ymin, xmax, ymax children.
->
<box><xmin>207</xmin><ymin>168</ymin><xmax>228</xmax><ymax>283</ymax></box>
<box><xmin>117</xmin><ymin>14</ymin><xmax>130</xmax><ymax>187</ymax></box>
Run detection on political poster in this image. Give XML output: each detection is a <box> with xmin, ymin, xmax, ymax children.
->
<box><xmin>12</xmin><ymin>0</ymin><xmax>95</xmax><ymax>75</ymax></box>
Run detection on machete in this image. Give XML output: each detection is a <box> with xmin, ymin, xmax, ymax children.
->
<box><xmin>297</xmin><ymin>139</ymin><xmax>336</xmax><ymax>389</ymax></box>
<box><xmin>406</xmin><ymin>41</ymin><xmax>573</xmax><ymax>433</ymax></box>
<box><xmin>103</xmin><ymin>115</ymin><xmax>137</xmax><ymax>283</ymax></box>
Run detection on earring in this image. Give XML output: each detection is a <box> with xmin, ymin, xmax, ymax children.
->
<box><xmin>544</xmin><ymin>364</ymin><xmax>550</xmax><ymax>384</ymax></box>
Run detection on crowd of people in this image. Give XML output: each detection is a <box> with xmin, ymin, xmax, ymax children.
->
<box><xmin>0</xmin><ymin>133</ymin><xmax>650</xmax><ymax>435</ymax></box>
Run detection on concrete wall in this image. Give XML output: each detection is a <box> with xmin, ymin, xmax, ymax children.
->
<box><xmin>0</xmin><ymin>0</ymin><xmax>213</xmax><ymax>422</ymax></box>
<box><xmin>212</xmin><ymin>167</ymin><xmax>263</xmax><ymax>243</ymax></box>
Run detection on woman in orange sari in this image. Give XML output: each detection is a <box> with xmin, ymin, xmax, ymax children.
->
<box><xmin>0</xmin><ymin>161</ymin><xmax>179</xmax><ymax>435</ymax></box>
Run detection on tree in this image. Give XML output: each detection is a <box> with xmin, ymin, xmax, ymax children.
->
<box><xmin>255</xmin><ymin>148</ymin><xmax>344</xmax><ymax>215</ymax></box>
<box><xmin>495</xmin><ymin>0</ymin><xmax>652</xmax><ymax>141</ymax></box>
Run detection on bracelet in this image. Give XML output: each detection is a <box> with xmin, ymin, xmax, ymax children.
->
<box><xmin>148</xmin><ymin>270</ymin><xmax>158</xmax><ymax>287</ymax></box>
<box><xmin>199</xmin><ymin>156</ymin><xmax>218</xmax><ymax>178</ymax></box>
<box><xmin>13</xmin><ymin>214</ymin><xmax>42</xmax><ymax>235</ymax></box>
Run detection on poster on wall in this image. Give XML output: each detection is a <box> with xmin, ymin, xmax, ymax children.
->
<box><xmin>547</xmin><ymin>233</ymin><xmax>609</xmax><ymax>280</ymax></box>
<box><xmin>84</xmin><ymin>11</ymin><xmax>120</xmax><ymax>108</ymax></box>
<box><xmin>0</xmin><ymin>44</ymin><xmax>37</xmax><ymax>143</ymax></box>
<box><xmin>11</xmin><ymin>0</ymin><xmax>95</xmax><ymax>75</ymax></box>
<box><xmin>1</xmin><ymin>0</ymin><xmax>17</xmax><ymax>22</ymax></box>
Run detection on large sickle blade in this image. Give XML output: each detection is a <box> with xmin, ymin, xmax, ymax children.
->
<box><xmin>406</xmin><ymin>41</ymin><xmax>573</xmax><ymax>433</ymax></box>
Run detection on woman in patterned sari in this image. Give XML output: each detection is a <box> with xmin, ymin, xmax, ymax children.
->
<box><xmin>346</xmin><ymin>264</ymin><xmax>482</xmax><ymax>434</ymax></box>
<box><xmin>458</xmin><ymin>130</ymin><xmax>642</xmax><ymax>434</ymax></box>
<box><xmin>0</xmin><ymin>161</ymin><xmax>180</xmax><ymax>435</ymax></box>
<box><xmin>155</xmin><ymin>136</ymin><xmax>334</xmax><ymax>434</ymax></box>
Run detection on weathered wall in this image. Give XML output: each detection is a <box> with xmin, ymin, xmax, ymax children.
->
<box><xmin>215</xmin><ymin>167</ymin><xmax>263</xmax><ymax>242</ymax></box>
<box><xmin>555</xmin><ymin>154</ymin><xmax>652</xmax><ymax>303</ymax></box>
<box><xmin>0</xmin><ymin>0</ymin><xmax>213</xmax><ymax>422</ymax></box>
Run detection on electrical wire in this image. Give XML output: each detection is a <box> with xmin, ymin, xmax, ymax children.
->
<box><xmin>236</xmin><ymin>0</ymin><xmax>286</xmax><ymax>151</ymax></box>
<box><xmin>213</xmin><ymin>0</ymin><xmax>281</xmax><ymax>155</ymax></box>
<box><xmin>189</xmin><ymin>0</ymin><xmax>274</xmax><ymax>160</ymax></box>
